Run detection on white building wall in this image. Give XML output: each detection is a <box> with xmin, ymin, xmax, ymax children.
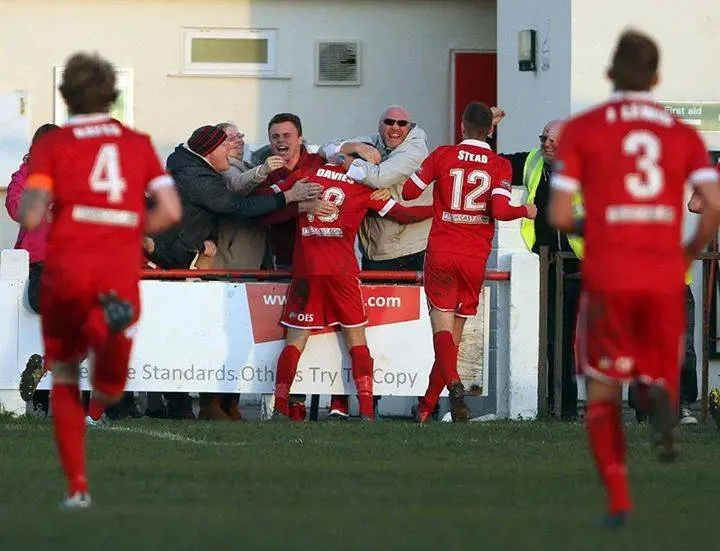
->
<box><xmin>496</xmin><ymin>0</ymin><xmax>571</xmax><ymax>154</ymax></box>
<box><xmin>571</xmin><ymin>0</ymin><xmax>720</xmax><ymax>118</ymax></box>
<box><xmin>0</xmin><ymin>0</ymin><xmax>497</xmax><ymax>251</ymax></box>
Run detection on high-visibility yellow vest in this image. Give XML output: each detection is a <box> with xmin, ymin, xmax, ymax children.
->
<box><xmin>520</xmin><ymin>148</ymin><xmax>584</xmax><ymax>259</ymax></box>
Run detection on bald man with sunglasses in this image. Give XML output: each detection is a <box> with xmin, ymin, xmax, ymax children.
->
<box><xmin>493</xmin><ymin>111</ymin><xmax>581</xmax><ymax>421</ymax></box>
<box><xmin>321</xmin><ymin>106</ymin><xmax>430</xmax><ymax>271</ymax></box>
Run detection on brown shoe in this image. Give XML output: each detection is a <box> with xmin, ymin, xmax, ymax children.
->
<box><xmin>448</xmin><ymin>382</ymin><xmax>471</xmax><ymax>423</ymax></box>
<box><xmin>198</xmin><ymin>393</ymin><xmax>231</xmax><ymax>421</ymax></box>
<box><xmin>226</xmin><ymin>395</ymin><xmax>244</xmax><ymax>421</ymax></box>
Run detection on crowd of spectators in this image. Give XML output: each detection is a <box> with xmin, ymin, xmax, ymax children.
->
<box><xmin>5</xmin><ymin>104</ymin><xmax>703</xmax><ymax>424</ymax></box>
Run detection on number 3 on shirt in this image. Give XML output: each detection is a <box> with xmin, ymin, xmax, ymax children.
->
<box><xmin>89</xmin><ymin>143</ymin><xmax>127</xmax><ymax>203</ymax></box>
<box><xmin>449</xmin><ymin>169</ymin><xmax>490</xmax><ymax>211</ymax></box>
<box><xmin>622</xmin><ymin>130</ymin><xmax>664</xmax><ymax>200</ymax></box>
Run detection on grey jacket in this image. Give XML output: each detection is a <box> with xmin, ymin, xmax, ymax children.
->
<box><xmin>214</xmin><ymin>158</ymin><xmax>268</xmax><ymax>269</ymax></box>
<box><xmin>222</xmin><ymin>157</ymin><xmax>267</xmax><ymax>195</ymax></box>
<box><xmin>321</xmin><ymin>125</ymin><xmax>431</xmax><ymax>261</ymax></box>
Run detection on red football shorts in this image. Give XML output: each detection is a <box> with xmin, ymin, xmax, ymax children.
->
<box><xmin>575</xmin><ymin>288</ymin><xmax>685</xmax><ymax>387</ymax></box>
<box><xmin>280</xmin><ymin>273</ymin><xmax>366</xmax><ymax>329</ymax></box>
<box><xmin>40</xmin><ymin>274</ymin><xmax>139</xmax><ymax>398</ymax></box>
<box><xmin>424</xmin><ymin>253</ymin><xmax>487</xmax><ymax>317</ymax></box>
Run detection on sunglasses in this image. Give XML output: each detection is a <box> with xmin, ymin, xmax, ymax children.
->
<box><xmin>383</xmin><ymin>118</ymin><xmax>410</xmax><ymax>127</ymax></box>
<box><xmin>539</xmin><ymin>134</ymin><xmax>552</xmax><ymax>144</ymax></box>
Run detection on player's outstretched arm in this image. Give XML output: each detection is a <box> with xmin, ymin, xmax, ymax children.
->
<box><xmin>400</xmin><ymin>175</ymin><xmax>425</xmax><ymax>201</ymax></box>
<box><xmin>491</xmin><ymin>191</ymin><xmax>535</xmax><ymax>221</ymax></box>
<box><xmin>19</xmin><ymin>188</ymin><xmax>51</xmax><ymax>230</ymax></box>
<box><xmin>401</xmin><ymin>151</ymin><xmax>435</xmax><ymax>200</ymax></box>
<box><xmin>374</xmin><ymin>200</ymin><xmax>432</xmax><ymax>224</ymax></box>
<box><xmin>146</xmin><ymin>185</ymin><xmax>182</xmax><ymax>235</ymax></box>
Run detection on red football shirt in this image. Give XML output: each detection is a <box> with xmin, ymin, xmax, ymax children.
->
<box><xmin>552</xmin><ymin>92</ymin><xmax>719</xmax><ymax>292</ymax></box>
<box><xmin>405</xmin><ymin>139</ymin><xmax>513</xmax><ymax>259</ymax></box>
<box><xmin>27</xmin><ymin>114</ymin><xmax>172</xmax><ymax>279</ymax></box>
<box><xmin>276</xmin><ymin>164</ymin><xmax>396</xmax><ymax>276</ymax></box>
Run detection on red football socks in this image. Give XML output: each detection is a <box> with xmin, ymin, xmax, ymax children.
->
<box><xmin>350</xmin><ymin>345</ymin><xmax>374</xmax><ymax>418</ymax></box>
<box><xmin>274</xmin><ymin>346</ymin><xmax>301</xmax><ymax>416</ymax></box>
<box><xmin>51</xmin><ymin>382</ymin><xmax>88</xmax><ymax>495</ymax></box>
<box><xmin>418</xmin><ymin>359</ymin><xmax>445</xmax><ymax>416</ymax></box>
<box><xmin>433</xmin><ymin>331</ymin><xmax>460</xmax><ymax>386</ymax></box>
<box><xmin>585</xmin><ymin>401</ymin><xmax>631</xmax><ymax>515</ymax></box>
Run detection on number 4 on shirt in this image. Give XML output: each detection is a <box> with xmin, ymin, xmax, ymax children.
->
<box><xmin>89</xmin><ymin>143</ymin><xmax>127</xmax><ymax>203</ymax></box>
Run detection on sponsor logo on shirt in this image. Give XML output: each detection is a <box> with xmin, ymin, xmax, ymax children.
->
<box><xmin>441</xmin><ymin>212</ymin><xmax>489</xmax><ymax>224</ymax></box>
<box><xmin>605</xmin><ymin>205</ymin><xmax>675</xmax><ymax>224</ymax></box>
<box><xmin>301</xmin><ymin>226</ymin><xmax>344</xmax><ymax>237</ymax></box>
<box><xmin>71</xmin><ymin>205</ymin><xmax>139</xmax><ymax>228</ymax></box>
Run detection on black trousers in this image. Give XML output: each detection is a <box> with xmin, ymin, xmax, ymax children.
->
<box><xmin>27</xmin><ymin>262</ymin><xmax>43</xmax><ymax>314</ymax></box>
<box><xmin>629</xmin><ymin>285</ymin><xmax>697</xmax><ymax>409</ymax></box>
<box><xmin>362</xmin><ymin>250</ymin><xmax>425</xmax><ymax>272</ymax></box>
<box><xmin>26</xmin><ymin>263</ymin><xmax>50</xmax><ymax>411</ymax></box>
<box><xmin>546</xmin><ymin>262</ymin><xmax>581</xmax><ymax>419</ymax></box>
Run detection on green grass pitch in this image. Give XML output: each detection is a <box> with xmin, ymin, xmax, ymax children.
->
<box><xmin>1</xmin><ymin>416</ymin><xmax>719</xmax><ymax>550</ymax></box>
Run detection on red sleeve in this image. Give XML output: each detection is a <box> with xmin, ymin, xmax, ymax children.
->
<box><xmin>26</xmin><ymin>135</ymin><xmax>54</xmax><ymax>193</ymax></box>
<box><xmin>261</xmin><ymin>203</ymin><xmax>299</xmax><ymax>226</ymax></box>
<box><xmin>489</xmin><ymin>158</ymin><xmax>527</xmax><ymax>221</ymax></box>
<box><xmin>401</xmin><ymin>150</ymin><xmax>436</xmax><ymax>200</ymax></box>
<box><xmin>550</xmin><ymin>122</ymin><xmax>582</xmax><ymax>194</ymax></box>
<box><xmin>491</xmin><ymin>194</ymin><xmax>528</xmax><ymax>221</ymax></box>
<box><xmin>368</xmin><ymin>197</ymin><xmax>433</xmax><ymax>224</ymax></box>
<box><xmin>144</xmin><ymin>137</ymin><xmax>174</xmax><ymax>194</ymax></box>
<box><xmin>489</xmin><ymin>157</ymin><xmax>513</xmax><ymax>196</ymax></box>
<box><xmin>686</xmin><ymin>128</ymin><xmax>719</xmax><ymax>188</ymax></box>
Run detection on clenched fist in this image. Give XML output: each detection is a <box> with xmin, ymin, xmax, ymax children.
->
<box><xmin>257</xmin><ymin>155</ymin><xmax>286</xmax><ymax>179</ymax></box>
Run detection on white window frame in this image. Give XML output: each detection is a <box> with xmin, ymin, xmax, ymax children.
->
<box><xmin>182</xmin><ymin>28</ymin><xmax>277</xmax><ymax>76</ymax></box>
<box><xmin>53</xmin><ymin>66</ymin><xmax>134</xmax><ymax>126</ymax></box>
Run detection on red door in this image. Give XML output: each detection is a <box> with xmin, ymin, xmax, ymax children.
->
<box><xmin>452</xmin><ymin>51</ymin><xmax>497</xmax><ymax>144</ymax></box>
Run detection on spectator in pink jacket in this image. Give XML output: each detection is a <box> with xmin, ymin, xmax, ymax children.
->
<box><xmin>7</xmin><ymin>123</ymin><xmax>58</xmax><ymax>416</ymax></box>
<box><xmin>5</xmin><ymin>123</ymin><xmax>58</xmax><ymax>274</ymax></box>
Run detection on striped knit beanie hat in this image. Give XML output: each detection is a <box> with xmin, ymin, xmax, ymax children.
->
<box><xmin>188</xmin><ymin>125</ymin><xmax>227</xmax><ymax>156</ymax></box>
